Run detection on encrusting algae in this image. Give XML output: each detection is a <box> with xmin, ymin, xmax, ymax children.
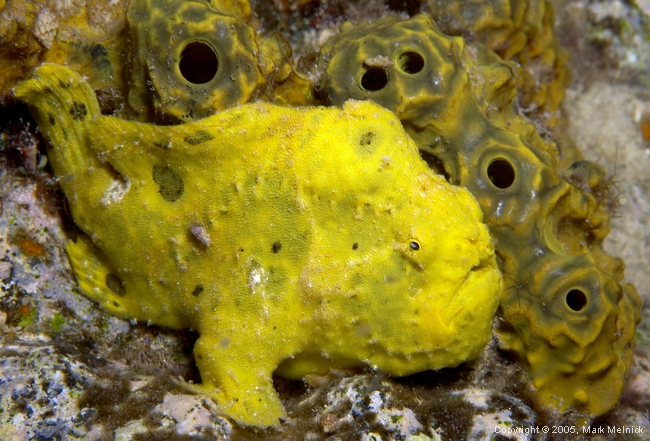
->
<box><xmin>4</xmin><ymin>0</ymin><xmax>643</xmax><ymax>429</ymax></box>
<box><xmin>14</xmin><ymin>63</ymin><xmax>501</xmax><ymax>427</ymax></box>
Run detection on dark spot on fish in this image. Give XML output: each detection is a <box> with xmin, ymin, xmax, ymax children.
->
<box><xmin>184</xmin><ymin>130</ymin><xmax>214</xmax><ymax>145</ymax></box>
<box><xmin>154</xmin><ymin>139</ymin><xmax>172</xmax><ymax>149</ymax></box>
<box><xmin>106</xmin><ymin>274</ymin><xmax>126</xmax><ymax>297</ymax></box>
<box><xmin>360</xmin><ymin>132</ymin><xmax>375</xmax><ymax>146</ymax></box>
<box><xmin>272</xmin><ymin>242</ymin><xmax>282</xmax><ymax>253</ymax></box>
<box><xmin>153</xmin><ymin>164</ymin><xmax>184</xmax><ymax>202</ymax></box>
<box><xmin>70</xmin><ymin>102</ymin><xmax>87</xmax><ymax>121</ymax></box>
<box><xmin>192</xmin><ymin>285</ymin><xmax>204</xmax><ymax>297</ymax></box>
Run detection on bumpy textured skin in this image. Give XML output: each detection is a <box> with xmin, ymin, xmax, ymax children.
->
<box><xmin>14</xmin><ymin>64</ymin><xmax>502</xmax><ymax>427</ymax></box>
<box><xmin>424</xmin><ymin>0</ymin><xmax>570</xmax><ymax>127</ymax></box>
<box><xmin>316</xmin><ymin>13</ymin><xmax>642</xmax><ymax>420</ymax></box>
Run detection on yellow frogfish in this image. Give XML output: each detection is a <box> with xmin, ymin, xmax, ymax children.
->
<box><xmin>14</xmin><ymin>64</ymin><xmax>502</xmax><ymax>427</ymax></box>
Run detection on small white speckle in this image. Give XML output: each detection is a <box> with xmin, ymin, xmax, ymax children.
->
<box><xmin>247</xmin><ymin>261</ymin><xmax>268</xmax><ymax>295</ymax></box>
<box><xmin>190</xmin><ymin>224</ymin><xmax>211</xmax><ymax>246</ymax></box>
<box><xmin>368</xmin><ymin>391</ymin><xmax>383</xmax><ymax>412</ymax></box>
<box><xmin>453</xmin><ymin>389</ymin><xmax>490</xmax><ymax>410</ymax></box>
<box><xmin>101</xmin><ymin>177</ymin><xmax>131</xmax><ymax>206</ymax></box>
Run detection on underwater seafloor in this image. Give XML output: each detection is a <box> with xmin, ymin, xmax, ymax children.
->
<box><xmin>1</xmin><ymin>0</ymin><xmax>650</xmax><ymax>440</ymax></box>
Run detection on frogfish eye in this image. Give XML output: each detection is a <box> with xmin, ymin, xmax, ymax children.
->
<box><xmin>410</xmin><ymin>241</ymin><xmax>420</xmax><ymax>251</ymax></box>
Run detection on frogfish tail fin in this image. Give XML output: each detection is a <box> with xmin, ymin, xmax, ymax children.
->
<box><xmin>13</xmin><ymin>63</ymin><xmax>103</xmax><ymax>181</ymax></box>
